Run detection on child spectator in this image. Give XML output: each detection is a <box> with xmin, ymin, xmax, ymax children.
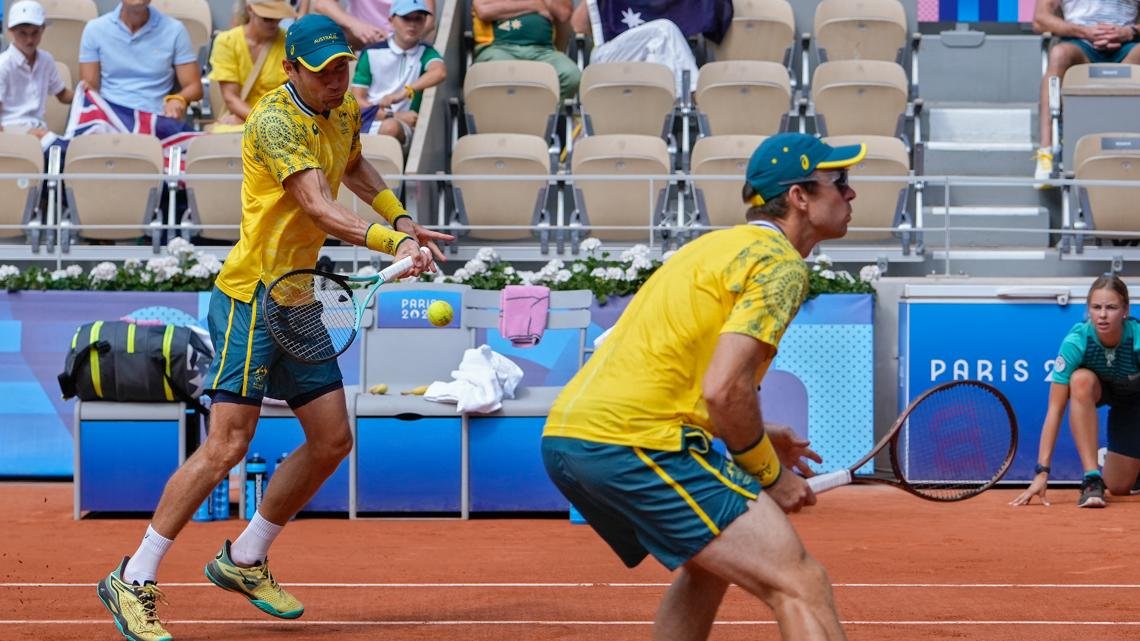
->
<box><xmin>351</xmin><ymin>0</ymin><xmax>445</xmax><ymax>150</ymax></box>
<box><xmin>0</xmin><ymin>0</ymin><xmax>74</xmax><ymax>138</ymax></box>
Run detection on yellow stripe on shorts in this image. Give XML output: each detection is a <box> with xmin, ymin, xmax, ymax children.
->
<box><xmin>241</xmin><ymin>296</ymin><xmax>259</xmax><ymax>396</ymax></box>
<box><xmin>211</xmin><ymin>298</ymin><xmax>236</xmax><ymax>390</ymax></box>
<box><xmin>689</xmin><ymin>450</ymin><xmax>759</xmax><ymax>501</ymax></box>
<box><xmin>634</xmin><ymin>447</ymin><xmax>720</xmax><ymax>536</ymax></box>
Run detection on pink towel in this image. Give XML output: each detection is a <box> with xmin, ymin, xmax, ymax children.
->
<box><xmin>499</xmin><ymin>285</ymin><xmax>551</xmax><ymax>347</ymax></box>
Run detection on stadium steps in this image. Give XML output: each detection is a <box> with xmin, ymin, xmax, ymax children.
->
<box><xmin>920</xmin><ymin>104</ymin><xmax>1054</xmax><ymax>247</ymax></box>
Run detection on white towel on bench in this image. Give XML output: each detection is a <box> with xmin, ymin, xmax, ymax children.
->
<box><xmin>424</xmin><ymin>345</ymin><xmax>524</xmax><ymax>413</ymax></box>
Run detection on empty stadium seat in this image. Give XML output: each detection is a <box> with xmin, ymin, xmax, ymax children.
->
<box><xmin>337</xmin><ymin>134</ymin><xmax>406</xmax><ymax>227</ymax></box>
<box><xmin>34</xmin><ymin>0</ymin><xmax>98</xmax><ymax>86</ymax></box>
<box><xmin>578</xmin><ymin>62</ymin><xmax>676</xmax><ymax>138</ymax></box>
<box><xmin>695</xmin><ymin>61</ymin><xmax>792</xmax><ymax>136</ymax></box>
<box><xmin>44</xmin><ymin>61</ymin><xmax>72</xmax><ymax>135</ymax></box>
<box><xmin>690</xmin><ymin>134</ymin><xmax>765</xmax><ymax>230</ymax></box>
<box><xmin>62</xmin><ymin>134</ymin><xmax>164</xmax><ymax>244</ymax></box>
<box><xmin>810</xmin><ymin>59</ymin><xmax>909</xmax><ymax>139</ymax></box>
<box><xmin>569</xmin><ymin>134</ymin><xmax>673</xmax><ymax>244</ymax></box>
<box><xmin>183</xmin><ymin>132</ymin><xmax>242</xmax><ymax>242</ymax></box>
<box><xmin>823</xmin><ymin>134</ymin><xmax>912</xmax><ymax>245</ymax></box>
<box><xmin>712</xmin><ymin>0</ymin><xmax>796</xmax><ymax>66</ymax></box>
<box><xmin>152</xmin><ymin>0</ymin><xmax>213</xmax><ymax>61</ymax></box>
<box><xmin>1069</xmin><ymin>132</ymin><xmax>1140</xmax><ymax>247</ymax></box>
<box><xmin>1059</xmin><ymin>64</ymin><xmax>1140</xmax><ymax>170</ymax></box>
<box><xmin>0</xmin><ymin>133</ymin><xmax>46</xmax><ymax>244</ymax></box>
<box><xmin>448</xmin><ymin>133</ymin><xmax>555</xmax><ymax>251</ymax></box>
<box><xmin>461</xmin><ymin>60</ymin><xmax>561</xmax><ymax>140</ymax></box>
<box><xmin>812</xmin><ymin>0</ymin><xmax>907</xmax><ymax>64</ymax></box>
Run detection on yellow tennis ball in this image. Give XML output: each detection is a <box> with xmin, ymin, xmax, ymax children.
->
<box><xmin>427</xmin><ymin>300</ymin><xmax>453</xmax><ymax>327</ymax></box>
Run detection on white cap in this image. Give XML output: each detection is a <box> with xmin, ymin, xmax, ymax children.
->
<box><xmin>7</xmin><ymin>0</ymin><xmax>46</xmax><ymax>28</ymax></box>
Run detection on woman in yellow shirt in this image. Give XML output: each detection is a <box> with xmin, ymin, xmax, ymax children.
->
<box><xmin>207</xmin><ymin>0</ymin><xmax>295</xmax><ymax>132</ymax></box>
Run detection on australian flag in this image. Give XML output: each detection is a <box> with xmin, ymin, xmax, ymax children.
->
<box><xmin>596</xmin><ymin>0</ymin><xmax>734</xmax><ymax>44</ymax></box>
<box><xmin>59</xmin><ymin>82</ymin><xmax>204</xmax><ymax>171</ymax></box>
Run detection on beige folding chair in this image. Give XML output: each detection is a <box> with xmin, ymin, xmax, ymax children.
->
<box><xmin>184</xmin><ymin>133</ymin><xmax>242</xmax><ymax>242</ymax></box>
<box><xmin>813</xmin><ymin>0</ymin><xmax>907</xmax><ymax>64</ymax></box>
<box><xmin>462</xmin><ymin>60</ymin><xmax>561</xmax><ymax>140</ymax></box>
<box><xmin>44</xmin><ymin>61</ymin><xmax>72</xmax><ymax>135</ymax></box>
<box><xmin>33</xmin><ymin>0</ymin><xmax>97</xmax><ymax>85</ymax></box>
<box><xmin>823</xmin><ymin>134</ymin><xmax>911</xmax><ymax>244</ymax></box>
<box><xmin>152</xmin><ymin>0</ymin><xmax>213</xmax><ymax>59</ymax></box>
<box><xmin>63</xmin><ymin>134</ymin><xmax>164</xmax><ymax>245</ymax></box>
<box><xmin>810</xmin><ymin>60</ymin><xmax>908</xmax><ymax>138</ymax></box>
<box><xmin>1071</xmin><ymin>132</ymin><xmax>1140</xmax><ymax>245</ymax></box>
<box><xmin>0</xmin><ymin>133</ymin><xmax>46</xmax><ymax>243</ymax></box>
<box><xmin>569</xmin><ymin>134</ymin><xmax>672</xmax><ymax>244</ymax></box>
<box><xmin>578</xmin><ymin>62</ymin><xmax>676</xmax><ymax>138</ymax></box>
<box><xmin>337</xmin><ymin>134</ymin><xmax>405</xmax><ymax>227</ymax></box>
<box><xmin>695</xmin><ymin>61</ymin><xmax>791</xmax><ymax>136</ymax></box>
<box><xmin>712</xmin><ymin>0</ymin><xmax>796</xmax><ymax>65</ymax></box>
<box><xmin>690</xmin><ymin>135</ymin><xmax>765</xmax><ymax>230</ymax></box>
<box><xmin>449</xmin><ymin>133</ymin><xmax>555</xmax><ymax>251</ymax></box>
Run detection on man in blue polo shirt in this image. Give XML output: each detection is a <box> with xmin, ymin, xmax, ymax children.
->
<box><xmin>78</xmin><ymin>0</ymin><xmax>202</xmax><ymax>120</ymax></box>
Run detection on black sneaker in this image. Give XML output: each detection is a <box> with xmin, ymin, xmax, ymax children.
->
<box><xmin>1078</xmin><ymin>475</ymin><xmax>1107</xmax><ymax>508</ymax></box>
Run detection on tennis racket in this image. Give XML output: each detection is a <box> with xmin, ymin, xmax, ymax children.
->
<box><xmin>806</xmin><ymin>380</ymin><xmax>1018</xmax><ymax>501</ymax></box>
<box><xmin>263</xmin><ymin>247</ymin><xmax>430</xmax><ymax>363</ymax></box>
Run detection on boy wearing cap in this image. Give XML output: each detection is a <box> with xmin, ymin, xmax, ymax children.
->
<box><xmin>208</xmin><ymin>0</ymin><xmax>297</xmax><ymax>132</ymax></box>
<box><xmin>543</xmin><ymin>132</ymin><xmax>864</xmax><ymax>641</ymax></box>
<box><xmin>96</xmin><ymin>15</ymin><xmax>452</xmax><ymax>641</ymax></box>
<box><xmin>0</xmin><ymin>0</ymin><xmax>73</xmax><ymax>137</ymax></box>
<box><xmin>350</xmin><ymin>0</ymin><xmax>445</xmax><ymax>148</ymax></box>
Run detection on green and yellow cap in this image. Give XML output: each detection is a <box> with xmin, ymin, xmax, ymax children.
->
<box><xmin>285</xmin><ymin>14</ymin><xmax>356</xmax><ymax>72</ymax></box>
<box><xmin>745</xmin><ymin>133</ymin><xmax>866</xmax><ymax>206</ymax></box>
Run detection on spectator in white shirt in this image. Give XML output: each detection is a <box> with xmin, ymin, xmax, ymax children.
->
<box><xmin>0</xmin><ymin>0</ymin><xmax>74</xmax><ymax>138</ymax></box>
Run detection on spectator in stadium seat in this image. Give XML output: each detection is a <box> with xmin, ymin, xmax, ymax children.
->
<box><xmin>569</xmin><ymin>0</ymin><xmax>700</xmax><ymax>99</ymax></box>
<box><xmin>1011</xmin><ymin>274</ymin><xmax>1140</xmax><ymax>509</ymax></box>
<box><xmin>208</xmin><ymin>0</ymin><xmax>296</xmax><ymax>133</ymax></box>
<box><xmin>1033</xmin><ymin>0</ymin><xmax>1140</xmax><ymax>185</ymax></box>
<box><xmin>0</xmin><ymin>0</ymin><xmax>74</xmax><ymax>138</ymax></box>
<box><xmin>542</xmin><ymin>132</ymin><xmax>864</xmax><ymax>641</ymax></box>
<box><xmin>311</xmin><ymin>0</ymin><xmax>436</xmax><ymax>49</ymax></box>
<box><xmin>350</xmin><ymin>0</ymin><xmax>445</xmax><ymax>149</ymax></box>
<box><xmin>473</xmin><ymin>0</ymin><xmax>579</xmax><ymax>101</ymax></box>
<box><xmin>78</xmin><ymin>0</ymin><xmax>203</xmax><ymax>122</ymax></box>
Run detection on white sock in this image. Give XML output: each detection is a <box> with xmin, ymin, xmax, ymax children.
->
<box><xmin>123</xmin><ymin>525</ymin><xmax>174</xmax><ymax>585</ymax></box>
<box><xmin>230</xmin><ymin>512</ymin><xmax>284</xmax><ymax>566</ymax></box>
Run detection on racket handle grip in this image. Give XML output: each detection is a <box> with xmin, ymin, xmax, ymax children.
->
<box><xmin>378</xmin><ymin>247</ymin><xmax>431</xmax><ymax>282</ymax></box>
<box><xmin>807</xmin><ymin>470</ymin><xmax>852</xmax><ymax>494</ymax></box>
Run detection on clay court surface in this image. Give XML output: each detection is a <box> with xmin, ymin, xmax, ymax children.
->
<box><xmin>3</xmin><ymin>482</ymin><xmax>1138</xmax><ymax>641</ymax></box>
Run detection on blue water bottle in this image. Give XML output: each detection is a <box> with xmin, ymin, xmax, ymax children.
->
<box><xmin>244</xmin><ymin>454</ymin><xmax>267</xmax><ymax>520</ymax></box>
<box><xmin>212</xmin><ymin>477</ymin><xmax>230</xmax><ymax>520</ymax></box>
<box><xmin>192</xmin><ymin>495</ymin><xmax>213</xmax><ymax>522</ymax></box>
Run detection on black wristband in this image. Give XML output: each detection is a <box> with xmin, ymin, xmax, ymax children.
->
<box><xmin>1034</xmin><ymin>463</ymin><xmax>1051</xmax><ymax>475</ymax></box>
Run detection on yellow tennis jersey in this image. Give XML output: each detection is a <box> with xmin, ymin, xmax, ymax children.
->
<box><xmin>544</xmin><ymin>225</ymin><xmax>809</xmax><ymax>451</ymax></box>
<box><xmin>214</xmin><ymin>82</ymin><xmax>362</xmax><ymax>303</ymax></box>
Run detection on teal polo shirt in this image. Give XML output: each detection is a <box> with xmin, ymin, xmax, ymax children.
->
<box><xmin>78</xmin><ymin>4</ymin><xmax>197</xmax><ymax>113</ymax></box>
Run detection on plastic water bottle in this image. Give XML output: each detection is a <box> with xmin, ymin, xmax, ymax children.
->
<box><xmin>192</xmin><ymin>495</ymin><xmax>213</xmax><ymax>522</ymax></box>
<box><xmin>212</xmin><ymin>477</ymin><xmax>230</xmax><ymax>520</ymax></box>
<box><xmin>244</xmin><ymin>454</ymin><xmax>267</xmax><ymax>520</ymax></box>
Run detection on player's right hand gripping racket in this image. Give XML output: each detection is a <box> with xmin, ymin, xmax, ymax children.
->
<box><xmin>806</xmin><ymin>380</ymin><xmax>1018</xmax><ymax>501</ymax></box>
<box><xmin>263</xmin><ymin>247</ymin><xmax>430</xmax><ymax>364</ymax></box>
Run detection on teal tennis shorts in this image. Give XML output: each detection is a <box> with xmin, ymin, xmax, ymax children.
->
<box><xmin>542</xmin><ymin>429</ymin><xmax>760</xmax><ymax>570</ymax></box>
<box><xmin>203</xmin><ymin>284</ymin><xmax>342</xmax><ymax>404</ymax></box>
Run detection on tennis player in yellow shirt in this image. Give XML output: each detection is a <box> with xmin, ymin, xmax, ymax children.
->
<box><xmin>97</xmin><ymin>15</ymin><xmax>452</xmax><ymax>641</ymax></box>
<box><xmin>544</xmin><ymin>132</ymin><xmax>865</xmax><ymax>641</ymax></box>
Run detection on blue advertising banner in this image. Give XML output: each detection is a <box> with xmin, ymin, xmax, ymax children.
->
<box><xmin>901</xmin><ymin>300</ymin><xmax>1095</xmax><ymax>482</ymax></box>
<box><xmin>375</xmin><ymin>289</ymin><xmax>463</xmax><ymax>329</ymax></box>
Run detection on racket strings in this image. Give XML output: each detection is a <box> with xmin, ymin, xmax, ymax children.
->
<box><xmin>892</xmin><ymin>382</ymin><xmax>1016</xmax><ymax>501</ymax></box>
<box><xmin>264</xmin><ymin>273</ymin><xmax>361</xmax><ymax>362</ymax></box>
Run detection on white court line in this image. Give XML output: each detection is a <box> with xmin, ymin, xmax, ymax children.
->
<box><xmin>1</xmin><ymin>619</ymin><xmax>1138</xmax><ymax>627</ymax></box>
<box><xmin>5</xmin><ymin>581</ymin><xmax>1140</xmax><ymax>588</ymax></box>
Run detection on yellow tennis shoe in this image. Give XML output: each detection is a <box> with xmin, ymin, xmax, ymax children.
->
<box><xmin>204</xmin><ymin>540</ymin><xmax>304</xmax><ymax>618</ymax></box>
<box><xmin>96</xmin><ymin>556</ymin><xmax>173</xmax><ymax>641</ymax></box>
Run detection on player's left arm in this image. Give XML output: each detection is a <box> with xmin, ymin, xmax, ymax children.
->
<box><xmin>340</xmin><ymin>150</ymin><xmax>454</xmax><ymax>262</ymax></box>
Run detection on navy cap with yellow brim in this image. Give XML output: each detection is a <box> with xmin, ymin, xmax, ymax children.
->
<box><xmin>285</xmin><ymin>14</ymin><xmax>357</xmax><ymax>72</ymax></box>
<box><xmin>745</xmin><ymin>133</ymin><xmax>867</xmax><ymax>206</ymax></box>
